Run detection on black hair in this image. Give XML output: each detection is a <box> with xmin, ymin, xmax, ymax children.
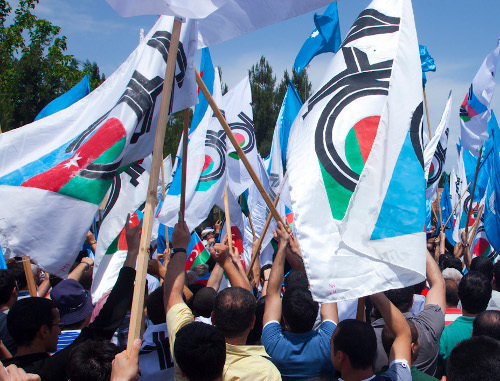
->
<box><xmin>6</xmin><ymin>261</ymin><xmax>27</xmax><ymax>290</ymax></box>
<box><xmin>384</xmin><ymin>286</ymin><xmax>414</xmax><ymax>313</ymax></box>
<box><xmin>283</xmin><ymin>271</ymin><xmax>309</xmax><ymax>291</ymax></box>
<box><xmin>282</xmin><ymin>288</ymin><xmax>318</xmax><ymax>333</ymax></box>
<box><xmin>192</xmin><ymin>287</ymin><xmax>217</xmax><ymax>318</ymax></box>
<box><xmin>67</xmin><ymin>340</ymin><xmax>120</xmax><ymax>381</ymax></box>
<box><xmin>470</xmin><ymin>256</ymin><xmax>494</xmax><ymax>282</ymax></box>
<box><xmin>213</xmin><ymin>287</ymin><xmax>256</xmax><ymax>338</ymax></box>
<box><xmin>333</xmin><ymin>319</ymin><xmax>377</xmax><ymax>370</ymax></box>
<box><xmin>146</xmin><ymin>286</ymin><xmax>165</xmax><ymax>325</ymax></box>
<box><xmin>440</xmin><ymin>255</ymin><xmax>463</xmax><ymax>273</ymax></box>
<box><xmin>187</xmin><ymin>283</ymin><xmax>205</xmax><ymax>309</ymax></box>
<box><xmin>259</xmin><ymin>264</ymin><xmax>272</xmax><ymax>281</ymax></box>
<box><xmin>447</xmin><ymin>336</ymin><xmax>500</xmax><ymax>381</ymax></box>
<box><xmin>458</xmin><ymin>271</ymin><xmax>492</xmax><ymax>314</ymax></box>
<box><xmin>246</xmin><ymin>296</ymin><xmax>266</xmax><ymax>345</ymax></box>
<box><xmin>493</xmin><ymin>261</ymin><xmax>500</xmax><ymax>290</ymax></box>
<box><xmin>413</xmin><ymin>280</ymin><xmax>427</xmax><ymax>295</ymax></box>
<box><xmin>445</xmin><ymin>279</ymin><xmax>460</xmax><ymax>307</ymax></box>
<box><xmin>381</xmin><ymin>319</ymin><xmax>418</xmax><ymax>357</ymax></box>
<box><xmin>174</xmin><ymin>322</ymin><xmax>226</xmax><ymax>381</ymax></box>
<box><xmin>49</xmin><ymin>274</ymin><xmax>63</xmax><ymax>289</ymax></box>
<box><xmin>7</xmin><ymin>297</ymin><xmax>55</xmax><ymax>346</ymax></box>
<box><xmin>473</xmin><ymin>310</ymin><xmax>500</xmax><ymax>341</ymax></box>
<box><xmin>0</xmin><ymin>270</ymin><xmax>16</xmax><ymax>305</ymax></box>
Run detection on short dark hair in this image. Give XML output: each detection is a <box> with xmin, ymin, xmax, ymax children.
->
<box><xmin>445</xmin><ymin>279</ymin><xmax>459</xmax><ymax>307</ymax></box>
<box><xmin>7</xmin><ymin>297</ymin><xmax>55</xmax><ymax>346</ymax></box>
<box><xmin>67</xmin><ymin>340</ymin><xmax>120</xmax><ymax>381</ymax></box>
<box><xmin>6</xmin><ymin>261</ymin><xmax>27</xmax><ymax>290</ymax></box>
<box><xmin>259</xmin><ymin>264</ymin><xmax>272</xmax><ymax>281</ymax></box>
<box><xmin>332</xmin><ymin>320</ymin><xmax>377</xmax><ymax>370</ymax></box>
<box><xmin>381</xmin><ymin>319</ymin><xmax>418</xmax><ymax>357</ymax></box>
<box><xmin>493</xmin><ymin>261</ymin><xmax>500</xmax><ymax>290</ymax></box>
<box><xmin>473</xmin><ymin>310</ymin><xmax>500</xmax><ymax>340</ymax></box>
<box><xmin>0</xmin><ymin>270</ymin><xmax>16</xmax><ymax>305</ymax></box>
<box><xmin>146</xmin><ymin>286</ymin><xmax>165</xmax><ymax>325</ymax></box>
<box><xmin>213</xmin><ymin>287</ymin><xmax>256</xmax><ymax>338</ymax></box>
<box><xmin>470</xmin><ymin>257</ymin><xmax>494</xmax><ymax>282</ymax></box>
<box><xmin>384</xmin><ymin>286</ymin><xmax>414</xmax><ymax>313</ymax></box>
<box><xmin>440</xmin><ymin>255</ymin><xmax>463</xmax><ymax>273</ymax></box>
<box><xmin>284</xmin><ymin>271</ymin><xmax>309</xmax><ymax>290</ymax></box>
<box><xmin>174</xmin><ymin>322</ymin><xmax>226</xmax><ymax>381</ymax></box>
<box><xmin>282</xmin><ymin>288</ymin><xmax>318</xmax><ymax>333</ymax></box>
<box><xmin>458</xmin><ymin>271</ymin><xmax>492</xmax><ymax>314</ymax></box>
<box><xmin>447</xmin><ymin>336</ymin><xmax>500</xmax><ymax>381</ymax></box>
<box><xmin>246</xmin><ymin>296</ymin><xmax>266</xmax><ymax>345</ymax></box>
<box><xmin>193</xmin><ymin>287</ymin><xmax>217</xmax><ymax>318</ymax></box>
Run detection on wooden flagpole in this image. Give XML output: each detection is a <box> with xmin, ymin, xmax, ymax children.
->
<box><xmin>246</xmin><ymin>194</ymin><xmax>280</xmax><ymax>277</ymax></box>
<box><xmin>180</xmin><ymin>109</ymin><xmax>190</xmax><ymax>221</ymax></box>
<box><xmin>224</xmin><ymin>183</ymin><xmax>234</xmax><ymax>255</ymax></box>
<box><xmin>464</xmin><ymin>147</ymin><xmax>483</xmax><ymax>240</ymax></box>
<box><xmin>356</xmin><ymin>298</ymin><xmax>365</xmax><ymax>321</ymax></box>
<box><xmin>160</xmin><ymin>160</ymin><xmax>166</xmax><ymax>201</ymax></box>
<box><xmin>423</xmin><ymin>87</ymin><xmax>432</xmax><ymax>139</ymax></box>
<box><xmin>431</xmin><ymin>203</ymin><xmax>439</xmax><ymax>227</ymax></box>
<box><xmin>22</xmin><ymin>257</ymin><xmax>37</xmax><ymax>297</ymax></box>
<box><xmin>442</xmin><ymin>182</ymin><xmax>471</xmax><ymax>230</ymax></box>
<box><xmin>127</xmin><ymin>18</ymin><xmax>182</xmax><ymax>355</ymax></box>
<box><xmin>247</xmin><ymin>213</ymin><xmax>256</xmax><ymax>238</ymax></box>
<box><xmin>437</xmin><ymin>191</ymin><xmax>443</xmax><ymax>232</ymax></box>
<box><xmin>194</xmin><ymin>68</ymin><xmax>287</xmax><ymax>230</ymax></box>
<box><xmin>468</xmin><ymin>204</ymin><xmax>484</xmax><ymax>248</ymax></box>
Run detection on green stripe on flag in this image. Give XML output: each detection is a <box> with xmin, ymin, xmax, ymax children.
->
<box><xmin>345</xmin><ymin>128</ymin><xmax>364</xmax><ymax>176</ymax></box>
<box><xmin>94</xmin><ymin>137</ymin><xmax>126</xmax><ymax>164</ymax></box>
<box><xmin>320</xmin><ymin>162</ymin><xmax>353</xmax><ymax>221</ymax></box>
<box><xmin>190</xmin><ymin>248</ymin><xmax>211</xmax><ymax>269</ymax></box>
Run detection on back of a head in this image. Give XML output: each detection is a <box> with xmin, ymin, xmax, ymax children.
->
<box><xmin>7</xmin><ymin>261</ymin><xmax>27</xmax><ymax>290</ymax></box>
<box><xmin>7</xmin><ymin>297</ymin><xmax>55</xmax><ymax>347</ymax></box>
<box><xmin>146</xmin><ymin>286</ymin><xmax>165</xmax><ymax>325</ymax></box>
<box><xmin>381</xmin><ymin>319</ymin><xmax>418</xmax><ymax>358</ymax></box>
<box><xmin>441</xmin><ymin>256</ymin><xmax>463</xmax><ymax>273</ymax></box>
<box><xmin>442</xmin><ymin>268</ymin><xmax>463</xmax><ymax>285</ymax></box>
<box><xmin>473</xmin><ymin>310</ymin><xmax>500</xmax><ymax>341</ymax></box>
<box><xmin>384</xmin><ymin>286</ymin><xmax>414</xmax><ymax>313</ymax></box>
<box><xmin>458</xmin><ymin>271</ymin><xmax>492</xmax><ymax>314</ymax></box>
<box><xmin>445</xmin><ymin>279</ymin><xmax>460</xmax><ymax>307</ymax></box>
<box><xmin>174</xmin><ymin>322</ymin><xmax>226</xmax><ymax>381</ymax></box>
<box><xmin>470</xmin><ymin>257</ymin><xmax>494</xmax><ymax>283</ymax></box>
<box><xmin>282</xmin><ymin>288</ymin><xmax>318</xmax><ymax>333</ymax></box>
<box><xmin>284</xmin><ymin>271</ymin><xmax>309</xmax><ymax>291</ymax></box>
<box><xmin>0</xmin><ymin>270</ymin><xmax>16</xmax><ymax>305</ymax></box>
<box><xmin>193</xmin><ymin>287</ymin><xmax>217</xmax><ymax>318</ymax></box>
<box><xmin>494</xmin><ymin>261</ymin><xmax>500</xmax><ymax>290</ymax></box>
<box><xmin>447</xmin><ymin>336</ymin><xmax>500</xmax><ymax>381</ymax></box>
<box><xmin>213</xmin><ymin>287</ymin><xmax>256</xmax><ymax>338</ymax></box>
<box><xmin>333</xmin><ymin>319</ymin><xmax>377</xmax><ymax>370</ymax></box>
<box><xmin>67</xmin><ymin>340</ymin><xmax>120</xmax><ymax>381</ymax></box>
<box><xmin>191</xmin><ymin>264</ymin><xmax>209</xmax><ymax>278</ymax></box>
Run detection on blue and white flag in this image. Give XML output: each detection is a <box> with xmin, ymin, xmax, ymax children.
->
<box><xmin>437</xmin><ymin>173</ymin><xmax>455</xmax><ymax>246</ymax></box>
<box><xmin>35</xmin><ymin>75</ymin><xmax>91</xmax><ymax>121</ymax></box>
<box><xmin>419</xmin><ymin>45</ymin><xmax>436</xmax><ymax>87</ymax></box>
<box><xmin>294</xmin><ymin>2</ymin><xmax>341</xmax><ymax>75</ymax></box>
<box><xmin>484</xmin><ymin>110</ymin><xmax>500</xmax><ymax>253</ymax></box>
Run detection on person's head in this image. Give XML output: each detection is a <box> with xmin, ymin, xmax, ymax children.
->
<box><xmin>186</xmin><ymin>271</ymin><xmax>199</xmax><ymax>286</ymax></box>
<box><xmin>67</xmin><ymin>340</ymin><xmax>120</xmax><ymax>381</ymax></box>
<box><xmin>493</xmin><ymin>261</ymin><xmax>500</xmax><ymax>291</ymax></box>
<box><xmin>50</xmin><ymin>279</ymin><xmax>94</xmax><ymax>329</ymax></box>
<box><xmin>259</xmin><ymin>264</ymin><xmax>272</xmax><ymax>286</ymax></box>
<box><xmin>7</xmin><ymin>297</ymin><xmax>61</xmax><ymax>352</ymax></box>
<box><xmin>445</xmin><ymin>279</ymin><xmax>460</xmax><ymax>308</ymax></box>
<box><xmin>201</xmin><ymin>228</ymin><xmax>215</xmax><ymax>241</ymax></box>
<box><xmin>146</xmin><ymin>286</ymin><xmax>165</xmax><ymax>325</ymax></box>
<box><xmin>384</xmin><ymin>286</ymin><xmax>414</xmax><ymax>313</ymax></box>
<box><xmin>0</xmin><ymin>270</ymin><xmax>17</xmax><ymax>307</ymax></box>
<box><xmin>282</xmin><ymin>288</ymin><xmax>318</xmax><ymax>333</ymax></box>
<box><xmin>470</xmin><ymin>256</ymin><xmax>494</xmax><ymax>283</ymax></box>
<box><xmin>445</xmin><ymin>336</ymin><xmax>500</xmax><ymax>381</ymax></box>
<box><xmin>382</xmin><ymin>319</ymin><xmax>419</xmax><ymax>363</ymax></box>
<box><xmin>192</xmin><ymin>264</ymin><xmax>209</xmax><ymax>278</ymax></box>
<box><xmin>473</xmin><ymin>310</ymin><xmax>500</xmax><ymax>341</ymax></box>
<box><xmin>458</xmin><ymin>271</ymin><xmax>492</xmax><ymax>315</ymax></box>
<box><xmin>246</xmin><ymin>296</ymin><xmax>266</xmax><ymax>345</ymax></box>
<box><xmin>283</xmin><ymin>271</ymin><xmax>309</xmax><ymax>291</ymax></box>
<box><xmin>442</xmin><ymin>268</ymin><xmax>463</xmax><ymax>285</ymax></box>
<box><xmin>193</xmin><ymin>287</ymin><xmax>217</xmax><ymax>318</ymax></box>
<box><xmin>212</xmin><ymin>287</ymin><xmax>256</xmax><ymax>339</ymax></box>
<box><xmin>441</xmin><ymin>256</ymin><xmax>463</xmax><ymax>273</ymax></box>
<box><xmin>6</xmin><ymin>261</ymin><xmax>27</xmax><ymax>291</ymax></box>
<box><xmin>174</xmin><ymin>322</ymin><xmax>226</xmax><ymax>381</ymax></box>
<box><xmin>331</xmin><ymin>319</ymin><xmax>377</xmax><ymax>375</ymax></box>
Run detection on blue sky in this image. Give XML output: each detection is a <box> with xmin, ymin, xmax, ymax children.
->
<box><xmin>14</xmin><ymin>0</ymin><xmax>500</xmax><ymax>170</ymax></box>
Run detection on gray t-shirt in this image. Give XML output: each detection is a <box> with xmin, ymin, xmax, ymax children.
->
<box><xmin>372</xmin><ymin>304</ymin><xmax>444</xmax><ymax>376</ymax></box>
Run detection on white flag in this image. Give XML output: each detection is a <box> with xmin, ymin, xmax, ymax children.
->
<box><xmin>452</xmin><ymin>149</ymin><xmax>469</xmax><ymax>242</ymax></box>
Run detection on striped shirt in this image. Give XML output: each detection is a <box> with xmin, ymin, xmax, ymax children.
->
<box><xmin>56</xmin><ymin>330</ymin><xmax>81</xmax><ymax>352</ymax></box>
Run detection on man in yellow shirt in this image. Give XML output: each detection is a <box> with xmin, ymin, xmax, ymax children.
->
<box><xmin>164</xmin><ymin>213</ymin><xmax>281</xmax><ymax>381</ymax></box>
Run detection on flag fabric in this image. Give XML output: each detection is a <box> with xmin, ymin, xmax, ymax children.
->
<box><xmin>460</xmin><ymin>41</ymin><xmax>500</xmax><ymax>156</ymax></box>
<box><xmin>107</xmin><ymin>0</ymin><xmax>338</xmax><ymax>49</ymax></box>
<box><xmin>419</xmin><ymin>45</ymin><xmax>436</xmax><ymax>87</ymax></box>
<box><xmin>424</xmin><ymin>92</ymin><xmax>451</xmax><ymax>200</ymax></box>
<box><xmin>190</xmin><ymin>48</ymin><xmax>215</xmax><ymax>135</ymax></box>
<box><xmin>452</xmin><ymin>149</ymin><xmax>471</xmax><ymax>242</ymax></box>
<box><xmin>35</xmin><ymin>75</ymin><xmax>91</xmax><ymax>121</ymax></box>
<box><xmin>294</xmin><ymin>2</ymin><xmax>341</xmax><ymax>75</ymax></box>
<box><xmin>437</xmin><ymin>173</ymin><xmax>455</xmax><ymax>246</ymax></box>
<box><xmin>287</xmin><ymin>0</ymin><xmax>426</xmax><ymax>302</ymax></box>
<box><xmin>484</xmin><ymin>111</ymin><xmax>500</xmax><ymax>253</ymax></box>
<box><xmin>91</xmin><ymin>157</ymin><xmax>151</xmax><ymax>302</ymax></box>
<box><xmin>0</xmin><ymin>17</ymin><xmax>198</xmax><ymax>276</ymax></box>
<box><xmin>156</xmin><ymin>155</ymin><xmax>172</xmax><ymax>204</ymax></box>
<box><xmin>472</xmin><ymin>194</ymin><xmax>497</xmax><ymax>260</ymax></box>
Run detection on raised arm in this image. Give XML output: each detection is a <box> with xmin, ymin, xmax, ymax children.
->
<box><xmin>285</xmin><ymin>234</ymin><xmax>306</xmax><ymax>273</ymax></box>
<box><xmin>164</xmin><ymin>213</ymin><xmax>191</xmax><ymax>313</ymax></box>
<box><xmin>263</xmin><ymin>222</ymin><xmax>288</xmax><ymax>325</ymax></box>
<box><xmin>210</xmin><ymin>243</ymin><xmax>251</xmax><ymax>291</ymax></box>
<box><xmin>372</xmin><ymin>292</ymin><xmax>411</xmax><ymax>364</ymax></box>
<box><xmin>424</xmin><ymin>250</ymin><xmax>446</xmax><ymax>314</ymax></box>
<box><xmin>207</xmin><ymin>263</ymin><xmax>224</xmax><ymax>291</ymax></box>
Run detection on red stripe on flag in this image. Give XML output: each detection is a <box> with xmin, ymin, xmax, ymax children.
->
<box><xmin>353</xmin><ymin>116</ymin><xmax>380</xmax><ymax>163</ymax></box>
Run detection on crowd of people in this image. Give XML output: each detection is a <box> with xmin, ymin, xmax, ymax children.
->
<box><xmin>0</xmin><ymin>212</ymin><xmax>498</xmax><ymax>381</ymax></box>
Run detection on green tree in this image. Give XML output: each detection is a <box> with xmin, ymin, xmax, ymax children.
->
<box><xmin>275</xmin><ymin>67</ymin><xmax>312</xmax><ymax>108</ymax></box>
<box><xmin>249</xmin><ymin>56</ymin><xmax>277</xmax><ymax>157</ymax></box>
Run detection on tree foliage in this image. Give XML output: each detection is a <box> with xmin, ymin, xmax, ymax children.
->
<box><xmin>0</xmin><ymin>0</ymin><xmax>104</xmax><ymax>132</ymax></box>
